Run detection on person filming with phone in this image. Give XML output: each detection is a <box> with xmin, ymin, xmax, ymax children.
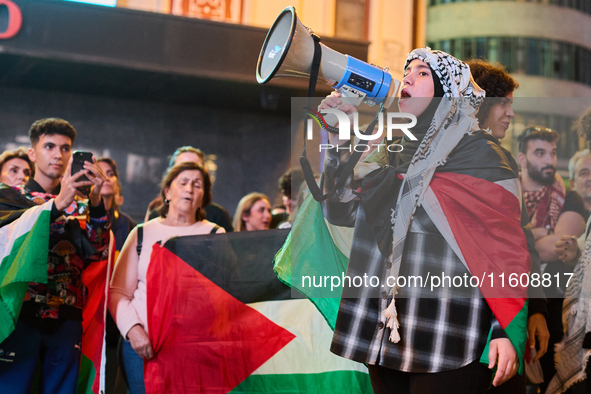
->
<box><xmin>0</xmin><ymin>118</ymin><xmax>110</xmax><ymax>393</ymax></box>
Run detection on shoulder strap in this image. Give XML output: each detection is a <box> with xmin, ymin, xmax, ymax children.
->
<box><xmin>210</xmin><ymin>225</ymin><xmax>221</xmax><ymax>234</ymax></box>
<box><xmin>136</xmin><ymin>223</ymin><xmax>144</xmax><ymax>258</ymax></box>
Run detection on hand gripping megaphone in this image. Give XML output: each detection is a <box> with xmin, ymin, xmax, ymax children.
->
<box><xmin>256</xmin><ymin>6</ymin><xmax>400</xmax><ymax>112</ymax></box>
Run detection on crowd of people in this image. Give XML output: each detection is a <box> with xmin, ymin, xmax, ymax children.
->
<box><xmin>0</xmin><ymin>47</ymin><xmax>590</xmax><ymax>394</ymax></box>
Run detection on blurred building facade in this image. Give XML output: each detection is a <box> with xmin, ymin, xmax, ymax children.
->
<box><xmin>114</xmin><ymin>0</ymin><xmax>423</xmax><ymax>82</ymax></box>
<box><xmin>2</xmin><ymin>0</ymin><xmax>589</xmax><ymax>209</ymax></box>
<box><xmin>426</xmin><ymin>0</ymin><xmax>591</xmax><ymax>171</ymax></box>
<box><xmin>114</xmin><ymin>0</ymin><xmax>591</xmax><ymax>173</ymax></box>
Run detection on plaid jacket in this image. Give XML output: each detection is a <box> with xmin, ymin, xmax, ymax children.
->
<box><xmin>323</xmin><ymin>133</ymin><xmax>530</xmax><ymax>373</ymax></box>
<box><xmin>327</xmin><ymin>204</ymin><xmax>501</xmax><ymax>372</ymax></box>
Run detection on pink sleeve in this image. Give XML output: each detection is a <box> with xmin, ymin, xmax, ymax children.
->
<box><xmin>109</xmin><ymin>226</ymin><xmax>143</xmax><ymax>339</ymax></box>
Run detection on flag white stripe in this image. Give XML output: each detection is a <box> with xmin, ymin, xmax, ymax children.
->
<box><xmin>0</xmin><ymin>201</ymin><xmax>53</xmax><ymax>264</ymax></box>
<box><xmin>247</xmin><ymin>299</ymin><xmax>368</xmax><ymax>375</ymax></box>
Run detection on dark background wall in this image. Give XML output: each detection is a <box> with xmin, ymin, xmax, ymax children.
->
<box><xmin>0</xmin><ymin>0</ymin><xmax>368</xmax><ymax>222</ymax></box>
<box><xmin>0</xmin><ymin>86</ymin><xmax>291</xmax><ymax>222</ymax></box>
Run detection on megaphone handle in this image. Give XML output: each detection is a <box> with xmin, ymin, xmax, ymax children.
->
<box><xmin>337</xmin><ymin>87</ymin><xmax>365</xmax><ymax>104</ymax></box>
<box><xmin>300</xmin><ymin>32</ymin><xmax>329</xmax><ymax>203</ymax></box>
<box><xmin>303</xmin><ymin>106</ymin><xmax>384</xmax><ymax>202</ymax></box>
<box><xmin>303</xmin><ymin>33</ymin><xmax>321</xmax><ymax>152</ymax></box>
<box><xmin>324</xmin><ymin>88</ymin><xmax>364</xmax><ymax>128</ymax></box>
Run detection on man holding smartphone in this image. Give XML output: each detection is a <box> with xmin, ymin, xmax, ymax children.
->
<box><xmin>0</xmin><ymin>118</ymin><xmax>110</xmax><ymax>393</ymax></box>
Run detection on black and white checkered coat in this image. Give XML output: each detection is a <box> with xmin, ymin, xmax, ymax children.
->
<box><xmin>326</xmin><ymin>202</ymin><xmax>503</xmax><ymax>372</ymax></box>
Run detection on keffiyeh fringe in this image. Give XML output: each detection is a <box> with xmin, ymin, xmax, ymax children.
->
<box><xmin>547</xmin><ymin>223</ymin><xmax>591</xmax><ymax>393</ymax></box>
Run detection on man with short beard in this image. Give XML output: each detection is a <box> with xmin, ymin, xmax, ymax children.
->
<box><xmin>517</xmin><ymin>127</ymin><xmax>586</xmax><ymax>392</ymax></box>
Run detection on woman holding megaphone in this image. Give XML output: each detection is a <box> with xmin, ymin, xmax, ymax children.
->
<box><xmin>309</xmin><ymin>48</ymin><xmax>532</xmax><ymax>393</ymax></box>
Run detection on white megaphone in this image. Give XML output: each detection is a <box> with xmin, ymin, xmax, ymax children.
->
<box><xmin>256</xmin><ymin>6</ymin><xmax>400</xmax><ymax>118</ymax></box>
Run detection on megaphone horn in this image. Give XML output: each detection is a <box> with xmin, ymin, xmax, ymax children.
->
<box><xmin>256</xmin><ymin>6</ymin><xmax>399</xmax><ymax>107</ymax></box>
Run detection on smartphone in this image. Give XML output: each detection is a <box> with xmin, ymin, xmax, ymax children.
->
<box><xmin>71</xmin><ymin>151</ymin><xmax>93</xmax><ymax>196</ymax></box>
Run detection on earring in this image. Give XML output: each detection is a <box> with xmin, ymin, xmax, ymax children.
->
<box><xmin>164</xmin><ymin>198</ymin><xmax>171</xmax><ymax>205</ymax></box>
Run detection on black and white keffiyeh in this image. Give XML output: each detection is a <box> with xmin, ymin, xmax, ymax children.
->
<box><xmin>547</xmin><ymin>220</ymin><xmax>591</xmax><ymax>393</ymax></box>
<box><xmin>384</xmin><ymin>48</ymin><xmax>485</xmax><ymax>341</ymax></box>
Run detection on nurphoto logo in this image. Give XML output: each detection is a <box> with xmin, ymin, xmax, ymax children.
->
<box><xmin>304</xmin><ymin>107</ymin><xmax>418</xmax><ymax>153</ymax></box>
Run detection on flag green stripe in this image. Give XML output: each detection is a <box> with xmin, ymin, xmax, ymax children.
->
<box><xmin>480</xmin><ymin>301</ymin><xmax>528</xmax><ymax>375</ymax></box>
<box><xmin>274</xmin><ymin>233</ymin><xmax>340</xmax><ymax>330</ymax></box>
<box><xmin>0</xmin><ymin>208</ymin><xmax>51</xmax><ymax>282</ymax></box>
<box><xmin>0</xmin><ymin>203</ymin><xmax>50</xmax><ymax>253</ymax></box>
<box><xmin>0</xmin><ymin>208</ymin><xmax>50</xmax><ymax>343</ymax></box>
<box><xmin>274</xmin><ymin>195</ymin><xmax>349</xmax><ymax>330</ymax></box>
<box><xmin>77</xmin><ymin>355</ymin><xmax>96</xmax><ymax>394</ymax></box>
<box><xmin>273</xmin><ymin>231</ymin><xmax>292</xmax><ymax>284</ymax></box>
<box><xmin>501</xmin><ymin>301</ymin><xmax>528</xmax><ymax>375</ymax></box>
<box><xmin>230</xmin><ymin>371</ymin><xmax>372</xmax><ymax>394</ymax></box>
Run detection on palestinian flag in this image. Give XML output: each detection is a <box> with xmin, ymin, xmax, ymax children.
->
<box><xmin>78</xmin><ymin>232</ymin><xmax>115</xmax><ymax>394</ymax></box>
<box><xmin>427</xmin><ymin>171</ymin><xmax>529</xmax><ymax>373</ymax></box>
<box><xmin>275</xmin><ymin>134</ymin><xmax>530</xmax><ymax>374</ymax></box>
<box><xmin>144</xmin><ymin>230</ymin><xmax>372</xmax><ymax>393</ymax></box>
<box><xmin>0</xmin><ymin>200</ymin><xmax>52</xmax><ymax>343</ymax></box>
<box><xmin>0</xmin><ymin>185</ymin><xmax>113</xmax><ymax>394</ymax></box>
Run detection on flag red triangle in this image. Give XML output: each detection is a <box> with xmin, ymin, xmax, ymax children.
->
<box><xmin>145</xmin><ymin>244</ymin><xmax>295</xmax><ymax>393</ymax></box>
